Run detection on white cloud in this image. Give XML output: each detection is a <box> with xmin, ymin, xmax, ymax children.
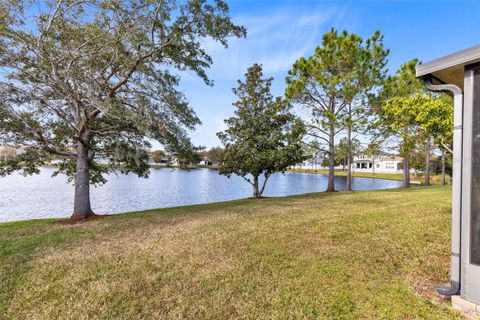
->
<box><xmin>194</xmin><ymin>7</ymin><xmax>337</xmax><ymax>81</ymax></box>
<box><xmin>178</xmin><ymin>5</ymin><xmax>344</xmax><ymax>148</ymax></box>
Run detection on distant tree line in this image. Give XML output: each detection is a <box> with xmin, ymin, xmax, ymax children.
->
<box><xmin>216</xmin><ymin>29</ymin><xmax>452</xmax><ymax>197</ymax></box>
<box><xmin>0</xmin><ymin>0</ymin><xmax>454</xmax><ymax>219</ymax></box>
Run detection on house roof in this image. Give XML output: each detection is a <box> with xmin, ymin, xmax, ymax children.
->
<box><xmin>353</xmin><ymin>155</ymin><xmax>403</xmax><ymax>163</ymax></box>
<box><xmin>416</xmin><ymin>45</ymin><xmax>480</xmax><ymax>90</ymax></box>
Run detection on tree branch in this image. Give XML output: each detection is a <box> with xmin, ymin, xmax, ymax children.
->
<box><xmin>441</xmin><ymin>141</ymin><xmax>453</xmax><ymax>155</ymax></box>
<box><xmin>260</xmin><ymin>172</ymin><xmax>272</xmax><ymax>195</ymax></box>
<box><xmin>241</xmin><ymin>175</ymin><xmax>254</xmax><ymax>186</ymax></box>
<box><xmin>306</xmin><ymin>132</ymin><xmax>330</xmax><ymax>146</ymax></box>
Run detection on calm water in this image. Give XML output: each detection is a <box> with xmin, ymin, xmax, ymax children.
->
<box><xmin>0</xmin><ymin>167</ymin><xmax>403</xmax><ymax>222</ymax></box>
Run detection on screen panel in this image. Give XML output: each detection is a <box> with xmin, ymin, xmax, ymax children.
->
<box><xmin>471</xmin><ymin>68</ymin><xmax>480</xmax><ymax>265</ymax></box>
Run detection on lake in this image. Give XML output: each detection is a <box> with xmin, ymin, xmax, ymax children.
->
<box><xmin>0</xmin><ymin>167</ymin><xmax>403</xmax><ymax>222</ymax></box>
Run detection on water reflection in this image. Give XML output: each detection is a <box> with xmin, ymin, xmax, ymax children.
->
<box><xmin>0</xmin><ymin>167</ymin><xmax>403</xmax><ymax>222</ymax></box>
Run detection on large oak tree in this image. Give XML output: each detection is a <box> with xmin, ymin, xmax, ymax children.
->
<box><xmin>0</xmin><ymin>0</ymin><xmax>245</xmax><ymax>220</ymax></box>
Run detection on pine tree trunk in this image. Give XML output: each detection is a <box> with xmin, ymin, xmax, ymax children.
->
<box><xmin>441</xmin><ymin>149</ymin><xmax>446</xmax><ymax>186</ymax></box>
<box><xmin>253</xmin><ymin>175</ymin><xmax>260</xmax><ymax>198</ymax></box>
<box><xmin>403</xmin><ymin>157</ymin><xmax>410</xmax><ymax>188</ymax></box>
<box><xmin>71</xmin><ymin>140</ymin><xmax>95</xmax><ymax>220</ymax></box>
<box><xmin>424</xmin><ymin>137</ymin><xmax>431</xmax><ymax>186</ymax></box>
<box><xmin>346</xmin><ymin>125</ymin><xmax>352</xmax><ymax>191</ymax></box>
<box><xmin>372</xmin><ymin>157</ymin><xmax>376</xmax><ymax>175</ymax></box>
<box><xmin>327</xmin><ymin>122</ymin><xmax>335</xmax><ymax>192</ymax></box>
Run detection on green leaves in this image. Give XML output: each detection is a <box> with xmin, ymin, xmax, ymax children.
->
<box><xmin>285</xmin><ymin>28</ymin><xmax>388</xmax><ymax>135</ymax></box>
<box><xmin>218</xmin><ymin>64</ymin><xmax>306</xmax><ymax>196</ymax></box>
<box><xmin>382</xmin><ymin>93</ymin><xmax>453</xmax><ymax>150</ymax></box>
<box><xmin>335</xmin><ymin>137</ymin><xmax>362</xmax><ymax>165</ymax></box>
<box><xmin>286</xmin><ymin>28</ymin><xmax>388</xmax><ymax>103</ymax></box>
<box><xmin>375</xmin><ymin>59</ymin><xmax>453</xmax><ymax>157</ymax></box>
<box><xmin>285</xmin><ymin>29</ymin><xmax>388</xmax><ymax>191</ymax></box>
<box><xmin>0</xmin><ymin>0</ymin><xmax>245</xmax><ymax>184</ymax></box>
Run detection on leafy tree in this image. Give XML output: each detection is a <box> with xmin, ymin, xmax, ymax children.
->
<box><xmin>432</xmin><ymin>150</ymin><xmax>452</xmax><ymax>185</ymax></box>
<box><xmin>150</xmin><ymin>150</ymin><xmax>165</xmax><ymax>164</ymax></box>
<box><xmin>334</xmin><ymin>140</ymin><xmax>349</xmax><ymax>171</ymax></box>
<box><xmin>363</xmin><ymin>140</ymin><xmax>383</xmax><ymax>174</ymax></box>
<box><xmin>206</xmin><ymin>147</ymin><xmax>225</xmax><ymax>164</ymax></box>
<box><xmin>413</xmin><ymin>93</ymin><xmax>453</xmax><ymax>185</ymax></box>
<box><xmin>217</xmin><ymin>64</ymin><xmax>306</xmax><ymax>198</ymax></box>
<box><xmin>342</xmin><ymin>46</ymin><xmax>388</xmax><ymax>190</ymax></box>
<box><xmin>418</xmin><ymin>94</ymin><xmax>453</xmax><ymax>186</ymax></box>
<box><xmin>387</xmin><ymin>93</ymin><xmax>453</xmax><ymax>185</ymax></box>
<box><xmin>0</xmin><ymin>0</ymin><xmax>245</xmax><ymax>220</ymax></box>
<box><xmin>285</xmin><ymin>29</ymin><xmax>388</xmax><ymax>192</ymax></box>
<box><xmin>177</xmin><ymin>147</ymin><xmax>204</xmax><ymax>166</ymax></box>
<box><xmin>343</xmin><ymin>102</ymin><xmax>369</xmax><ymax>190</ymax></box>
<box><xmin>335</xmin><ymin>137</ymin><xmax>361</xmax><ymax>172</ymax></box>
<box><xmin>380</xmin><ymin>97</ymin><xmax>421</xmax><ymax>187</ymax></box>
<box><xmin>373</xmin><ymin>60</ymin><xmax>424</xmax><ymax>187</ymax></box>
<box><xmin>306</xmin><ymin>140</ymin><xmax>322</xmax><ymax>170</ymax></box>
<box><xmin>409</xmin><ymin>140</ymin><xmax>429</xmax><ymax>177</ymax></box>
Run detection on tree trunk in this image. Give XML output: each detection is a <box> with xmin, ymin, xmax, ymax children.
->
<box><xmin>346</xmin><ymin>125</ymin><xmax>352</xmax><ymax>191</ymax></box>
<box><xmin>372</xmin><ymin>157</ymin><xmax>376</xmax><ymax>175</ymax></box>
<box><xmin>424</xmin><ymin>137</ymin><xmax>431</xmax><ymax>186</ymax></box>
<box><xmin>253</xmin><ymin>175</ymin><xmax>260</xmax><ymax>198</ymax></box>
<box><xmin>326</xmin><ymin>122</ymin><xmax>335</xmax><ymax>192</ymax></box>
<box><xmin>259</xmin><ymin>173</ymin><xmax>271</xmax><ymax>196</ymax></box>
<box><xmin>403</xmin><ymin>157</ymin><xmax>410</xmax><ymax>188</ymax></box>
<box><xmin>441</xmin><ymin>149</ymin><xmax>446</xmax><ymax>185</ymax></box>
<box><xmin>71</xmin><ymin>141</ymin><xmax>95</xmax><ymax>220</ymax></box>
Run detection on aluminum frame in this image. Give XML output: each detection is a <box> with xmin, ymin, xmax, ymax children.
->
<box><xmin>417</xmin><ymin>46</ymin><xmax>480</xmax><ymax>305</ymax></box>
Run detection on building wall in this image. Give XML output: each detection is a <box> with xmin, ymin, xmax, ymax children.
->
<box><xmin>353</xmin><ymin>160</ymin><xmax>402</xmax><ymax>174</ymax></box>
<box><xmin>293</xmin><ymin>155</ymin><xmax>405</xmax><ymax>174</ymax></box>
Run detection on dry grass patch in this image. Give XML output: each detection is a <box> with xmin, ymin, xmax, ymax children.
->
<box><xmin>0</xmin><ymin>187</ymin><xmax>463</xmax><ymax>319</ymax></box>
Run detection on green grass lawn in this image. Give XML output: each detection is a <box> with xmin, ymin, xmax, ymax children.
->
<box><xmin>0</xmin><ymin>187</ymin><xmax>462</xmax><ymax>319</ymax></box>
<box><xmin>289</xmin><ymin>168</ymin><xmax>450</xmax><ymax>185</ymax></box>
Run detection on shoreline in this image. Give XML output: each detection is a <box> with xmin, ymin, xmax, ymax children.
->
<box><xmin>0</xmin><ymin>186</ymin><xmax>457</xmax><ymax>318</ymax></box>
<box><xmin>0</xmin><ymin>185</ymin><xmax>442</xmax><ymax>225</ymax></box>
<box><xmin>288</xmin><ymin>168</ymin><xmax>447</xmax><ymax>185</ymax></box>
<box><xmin>39</xmin><ymin>163</ymin><xmax>433</xmax><ymax>185</ymax></box>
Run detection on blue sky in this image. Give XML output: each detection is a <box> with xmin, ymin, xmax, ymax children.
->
<box><xmin>176</xmin><ymin>0</ymin><xmax>480</xmax><ymax>149</ymax></box>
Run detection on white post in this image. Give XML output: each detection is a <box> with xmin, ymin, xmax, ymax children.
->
<box><xmin>451</xmin><ymin>93</ymin><xmax>464</xmax><ymax>290</ymax></box>
<box><xmin>424</xmin><ymin>78</ymin><xmax>463</xmax><ymax>295</ymax></box>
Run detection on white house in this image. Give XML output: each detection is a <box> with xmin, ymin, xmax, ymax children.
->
<box><xmin>0</xmin><ymin>145</ymin><xmax>26</xmax><ymax>161</ymax></box>
<box><xmin>294</xmin><ymin>155</ymin><xmax>324</xmax><ymax>170</ymax></box>
<box><xmin>352</xmin><ymin>155</ymin><xmax>404</xmax><ymax>174</ymax></box>
<box><xmin>199</xmin><ymin>156</ymin><xmax>219</xmax><ymax>166</ymax></box>
<box><xmin>293</xmin><ymin>154</ymin><xmax>404</xmax><ymax>174</ymax></box>
<box><xmin>198</xmin><ymin>151</ymin><xmax>219</xmax><ymax>166</ymax></box>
